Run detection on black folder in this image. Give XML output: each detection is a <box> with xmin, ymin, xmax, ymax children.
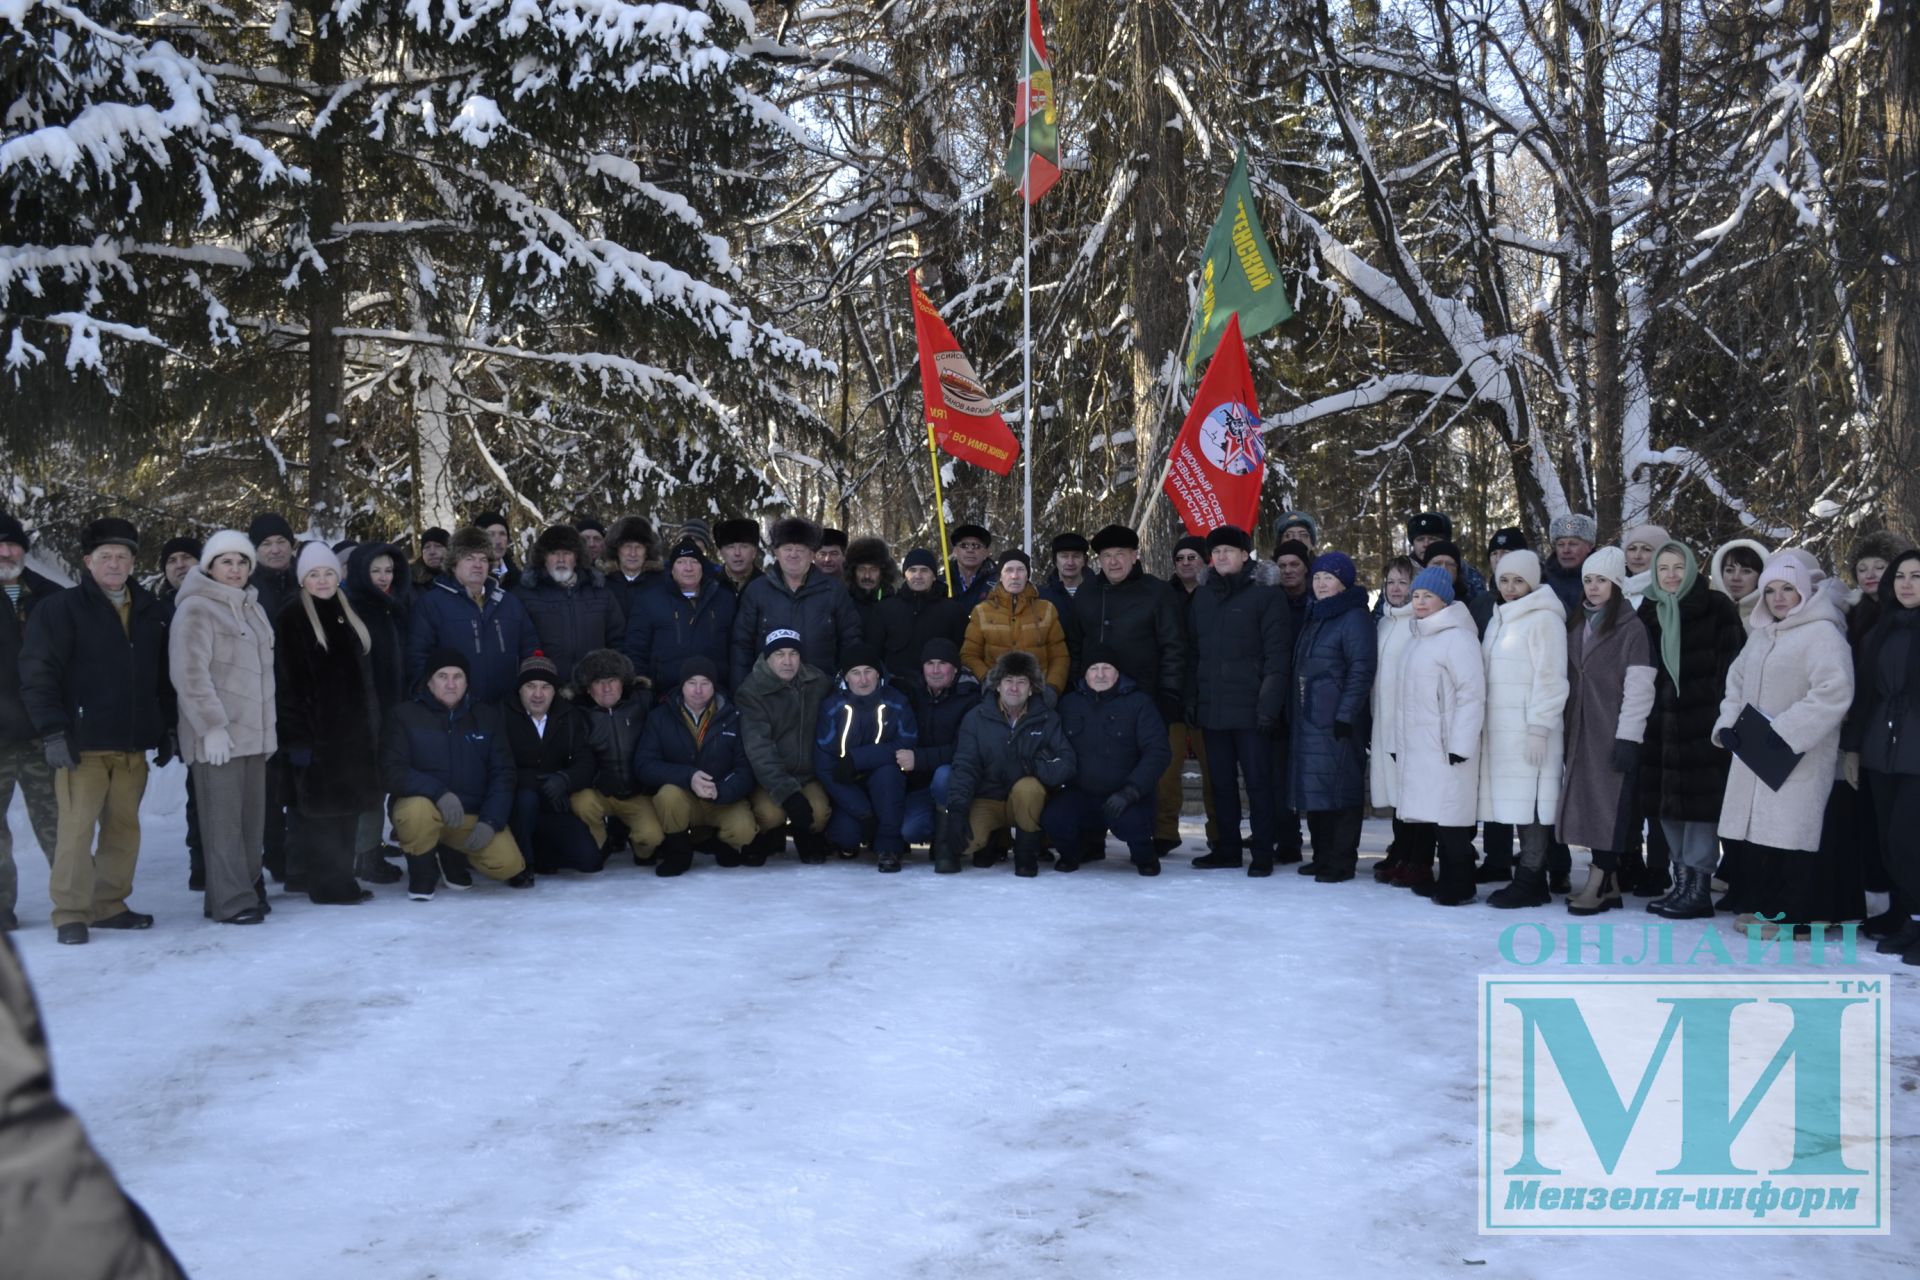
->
<box><xmin>1733</xmin><ymin>704</ymin><xmax>1803</xmax><ymax>792</ymax></box>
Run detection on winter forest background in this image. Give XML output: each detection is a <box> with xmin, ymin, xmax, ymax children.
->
<box><xmin>2</xmin><ymin>0</ymin><xmax>1915</xmax><ymax>570</ymax></box>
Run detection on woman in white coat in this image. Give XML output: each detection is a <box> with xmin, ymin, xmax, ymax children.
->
<box><xmin>1713</xmin><ymin>552</ymin><xmax>1854</xmax><ymax>935</ymax></box>
<box><xmin>1370</xmin><ymin>556</ymin><xmax>1419</xmax><ymax>883</ymax></box>
<box><xmin>1476</xmin><ymin>551</ymin><xmax>1569</xmax><ymax>908</ymax></box>
<box><xmin>1389</xmin><ymin>566</ymin><xmax>1486</xmax><ymax>905</ymax></box>
<box><xmin>167</xmin><ymin>531</ymin><xmax>276</xmax><ymax>925</ymax></box>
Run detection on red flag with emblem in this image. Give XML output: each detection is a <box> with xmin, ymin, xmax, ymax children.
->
<box><xmin>909</xmin><ymin>272</ymin><xmax>1020</xmax><ymax>477</ymax></box>
<box><xmin>1162</xmin><ymin>313</ymin><xmax>1265</xmax><ymax>535</ymax></box>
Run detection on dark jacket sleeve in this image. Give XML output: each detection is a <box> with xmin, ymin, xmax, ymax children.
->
<box><xmin>625</xmin><ymin>591</ymin><xmax>655</xmax><ymax>683</ymax></box>
<box><xmin>601</xmin><ymin>591</ymin><xmax>624</xmax><ymax>656</ymax></box>
<box><xmin>272</xmin><ymin>618</ymin><xmax>315</xmax><ymax>754</ymax></box>
<box><xmin>1337</xmin><ymin>610</ymin><xmax>1376</xmax><ymax>727</ymax></box>
<box><xmin>381</xmin><ymin>710</ymin><xmax>444</xmax><ymax>800</ymax></box>
<box><xmin>507</xmin><ymin>717</ymin><xmax>541</xmax><ymax>793</ymax></box>
<box><xmin>405</xmin><ymin>594</ymin><xmax>436</xmax><ymax>691</ymax></box>
<box><xmin>832</xmin><ymin>585</ymin><xmax>863</xmax><ymax>670</ymax></box>
<box><xmin>0</xmin><ymin>936</ymin><xmax>188</xmax><ymax>1280</ymax></box>
<box><xmin>1257</xmin><ymin>591</ymin><xmax>1291</xmax><ymax>727</ymax></box>
<box><xmin>634</xmin><ymin>710</ymin><xmax>697</xmax><ymax>793</ymax></box>
<box><xmin>479</xmin><ymin>712</ymin><xmax>516</xmax><ymax>829</ymax></box>
<box><xmin>1032</xmin><ymin>715</ymin><xmax>1077</xmax><ymax>790</ymax></box>
<box><xmin>713</xmin><ymin>714</ymin><xmax>756</xmax><ymax>804</ymax></box>
<box><xmin>1154</xmin><ymin>582</ymin><xmax>1186</xmax><ymax>701</ymax></box>
<box><xmin>1126</xmin><ymin>695</ymin><xmax>1173</xmax><ymax>795</ymax></box>
<box><xmin>503</xmin><ymin>593</ymin><xmax>538</xmax><ymax>664</ymax></box>
<box><xmin>730</xmin><ymin>592</ymin><xmax>760</xmax><ymax>690</ymax></box>
<box><xmin>945</xmin><ymin>714</ymin><xmax>984</xmax><ymax>812</ymax></box>
<box><xmin>562</xmin><ymin>715</ymin><xmax>598</xmax><ymax>792</ymax></box>
<box><xmin>16</xmin><ymin>593</ymin><xmax>73</xmax><ymax>739</ymax></box>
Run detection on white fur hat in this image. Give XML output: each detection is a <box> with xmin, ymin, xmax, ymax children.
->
<box><xmin>296</xmin><ymin>540</ymin><xmax>343</xmax><ymax>582</ymax></box>
<box><xmin>198</xmin><ymin>529</ymin><xmax>256</xmax><ymax>571</ymax></box>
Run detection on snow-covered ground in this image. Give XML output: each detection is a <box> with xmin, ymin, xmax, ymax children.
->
<box><xmin>8</xmin><ymin>766</ymin><xmax>1917</xmax><ymax>1277</ymax></box>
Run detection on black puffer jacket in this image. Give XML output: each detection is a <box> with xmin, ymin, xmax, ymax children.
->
<box><xmin>1636</xmin><ymin>578</ymin><xmax>1744</xmax><ymax>823</ymax></box>
<box><xmin>870</xmin><ymin>586</ymin><xmax>967</xmax><ymax>684</ymax></box>
<box><xmin>19</xmin><ymin>577</ymin><xmax>174</xmax><ymax>753</ymax></box>
<box><xmin>249</xmin><ymin>562</ymin><xmax>298</xmax><ymax>623</ymax></box>
<box><xmin>946</xmin><ymin>678</ymin><xmax>1076</xmax><ymax>811</ymax></box>
<box><xmin>729</xmin><ymin>567</ymin><xmax>862</xmax><ymax>688</ymax></box>
<box><xmin>1186</xmin><ymin>568</ymin><xmax>1289</xmax><ymax>732</ymax></box>
<box><xmin>1056</xmin><ymin>673</ymin><xmax>1170</xmax><ymax>798</ymax></box>
<box><xmin>1069</xmin><ymin>563</ymin><xmax>1187</xmax><ymax>716</ymax></box>
<box><xmin>344</xmin><ymin>543</ymin><xmax>412</xmax><ymax>711</ymax></box>
<box><xmin>381</xmin><ymin>692</ymin><xmax>515</xmax><ymax>829</ymax></box>
<box><xmin>513</xmin><ymin>567</ymin><xmax>624</xmax><ymax>693</ymax></box>
<box><xmin>1844</xmin><ymin>551</ymin><xmax>1920</xmax><ymax>776</ymax></box>
<box><xmin>0</xmin><ymin>567</ymin><xmax>62</xmax><ymax>743</ymax></box>
<box><xmin>900</xmin><ymin>671</ymin><xmax>982</xmax><ymax>788</ymax></box>
<box><xmin>503</xmin><ymin>697</ymin><xmax>597</xmax><ymax>795</ymax></box>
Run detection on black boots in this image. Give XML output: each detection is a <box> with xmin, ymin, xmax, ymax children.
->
<box><xmin>877</xmin><ymin>851</ymin><xmax>902</xmax><ymax>873</ymax></box>
<box><xmin>1012</xmin><ymin>829</ymin><xmax>1044</xmax><ymax>877</ymax></box>
<box><xmin>406</xmin><ymin>854</ymin><xmax>439</xmax><ymax>901</ymax></box>
<box><xmin>1129</xmin><ymin>842</ymin><xmax>1161</xmax><ymax>877</ymax></box>
<box><xmin>1649</xmin><ymin>867</ymin><xmax>1713</xmax><ymax>919</ymax></box>
<box><xmin>932</xmin><ymin>819</ymin><xmax>962</xmax><ymax>874</ymax></box>
<box><xmin>1487</xmin><ymin>865</ymin><xmax>1551</xmax><ymax>909</ymax></box>
<box><xmin>655</xmin><ymin>832</ymin><xmax>695</xmax><ymax>877</ymax></box>
<box><xmin>355</xmin><ymin>847</ymin><xmax>404</xmax><ymax>883</ymax></box>
<box><xmin>1192</xmin><ymin>850</ymin><xmax>1242</xmax><ymax>869</ymax></box>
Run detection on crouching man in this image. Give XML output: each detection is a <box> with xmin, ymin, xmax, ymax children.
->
<box><xmin>899</xmin><ymin>638</ymin><xmax>981</xmax><ymax>865</ymax></box>
<box><xmin>737</xmin><ymin>629</ymin><xmax>832</xmax><ymax>862</ymax></box>
<box><xmin>813</xmin><ymin>644</ymin><xmax>919</xmax><ymax>871</ymax></box>
<box><xmin>942</xmin><ymin>650</ymin><xmax>1076</xmax><ymax>876</ymax></box>
<box><xmin>635</xmin><ymin>658</ymin><xmax>756</xmax><ymax>876</ymax></box>
<box><xmin>569</xmin><ymin>649</ymin><xmax>665</xmax><ymax>865</ymax></box>
<box><xmin>381</xmin><ymin>648</ymin><xmax>530</xmax><ymax>900</ymax></box>
<box><xmin>504</xmin><ymin>653</ymin><xmax>600</xmax><ymax>875</ymax></box>
<box><xmin>1043</xmin><ymin>645</ymin><xmax>1171</xmax><ymax>875</ymax></box>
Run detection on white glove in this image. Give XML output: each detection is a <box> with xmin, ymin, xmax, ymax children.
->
<box><xmin>202</xmin><ymin>727</ymin><xmax>233</xmax><ymax>767</ymax></box>
<box><xmin>1523</xmin><ymin>729</ymin><xmax>1547</xmax><ymax>769</ymax></box>
<box><xmin>1843</xmin><ymin>751</ymin><xmax>1861</xmax><ymax>790</ymax></box>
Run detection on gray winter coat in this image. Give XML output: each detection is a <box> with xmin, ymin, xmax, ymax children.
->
<box><xmin>167</xmin><ymin>568</ymin><xmax>278</xmax><ymax>764</ymax></box>
<box><xmin>734</xmin><ymin>656</ymin><xmax>833</xmax><ymax>802</ymax></box>
<box><xmin>1556</xmin><ymin>606</ymin><xmax>1656</xmax><ymax>852</ymax></box>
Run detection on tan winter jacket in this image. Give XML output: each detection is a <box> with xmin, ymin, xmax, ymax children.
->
<box><xmin>168</xmin><ymin>567</ymin><xmax>278</xmax><ymax>763</ymax></box>
<box><xmin>962</xmin><ymin>585</ymin><xmax>1069</xmax><ymax>692</ymax></box>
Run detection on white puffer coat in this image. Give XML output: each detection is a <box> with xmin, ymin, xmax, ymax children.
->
<box><xmin>1389</xmin><ymin>601</ymin><xmax>1485</xmax><ymax>827</ymax></box>
<box><xmin>1477</xmin><ymin>586</ymin><xmax>1569</xmax><ymax>824</ymax></box>
<box><xmin>168</xmin><ymin>568</ymin><xmax>277</xmax><ymax>764</ymax></box>
<box><xmin>1368</xmin><ymin>599</ymin><xmax>1415</xmax><ymax>810</ymax></box>
<box><xmin>1713</xmin><ymin>588</ymin><xmax>1853</xmax><ymax>852</ymax></box>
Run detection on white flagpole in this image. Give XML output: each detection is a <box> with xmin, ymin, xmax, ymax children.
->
<box><xmin>1021</xmin><ymin>0</ymin><xmax>1034</xmax><ymax>554</ymax></box>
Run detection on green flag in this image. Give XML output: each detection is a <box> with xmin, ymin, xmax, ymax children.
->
<box><xmin>1184</xmin><ymin>147</ymin><xmax>1291</xmax><ymax>384</ymax></box>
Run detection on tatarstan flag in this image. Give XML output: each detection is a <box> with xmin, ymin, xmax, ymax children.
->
<box><xmin>1002</xmin><ymin>0</ymin><xmax>1060</xmax><ymax>204</ymax></box>
<box><xmin>909</xmin><ymin>272</ymin><xmax>1020</xmax><ymax>476</ymax></box>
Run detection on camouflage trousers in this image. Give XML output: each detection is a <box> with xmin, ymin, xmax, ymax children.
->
<box><xmin>0</xmin><ymin>739</ymin><xmax>60</xmax><ymax>926</ymax></box>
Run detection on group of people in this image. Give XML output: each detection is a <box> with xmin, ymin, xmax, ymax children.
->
<box><xmin>1</xmin><ymin>501</ymin><xmax>1915</xmax><ymax>961</ymax></box>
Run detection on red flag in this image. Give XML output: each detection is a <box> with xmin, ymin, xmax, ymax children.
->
<box><xmin>909</xmin><ymin>272</ymin><xmax>1020</xmax><ymax>477</ymax></box>
<box><xmin>1162</xmin><ymin>313</ymin><xmax>1265</xmax><ymax>535</ymax></box>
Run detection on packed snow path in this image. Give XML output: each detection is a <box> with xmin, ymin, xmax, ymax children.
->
<box><xmin>9</xmin><ymin>774</ymin><xmax>1916</xmax><ymax>1277</ymax></box>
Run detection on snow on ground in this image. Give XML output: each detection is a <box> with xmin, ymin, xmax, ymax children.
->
<box><xmin>8</xmin><ymin>765</ymin><xmax>1918</xmax><ymax>1278</ymax></box>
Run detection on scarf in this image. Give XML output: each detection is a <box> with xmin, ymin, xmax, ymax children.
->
<box><xmin>1641</xmin><ymin>540</ymin><xmax>1698</xmax><ymax>687</ymax></box>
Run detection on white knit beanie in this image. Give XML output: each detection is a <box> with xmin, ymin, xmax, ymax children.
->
<box><xmin>1497</xmin><ymin>548</ymin><xmax>1543</xmax><ymax>591</ymax></box>
<box><xmin>198</xmin><ymin>529</ymin><xmax>256</xmax><ymax>571</ymax></box>
<box><xmin>1581</xmin><ymin>545</ymin><xmax>1629</xmax><ymax>591</ymax></box>
<box><xmin>296</xmin><ymin>540</ymin><xmax>343</xmax><ymax>582</ymax></box>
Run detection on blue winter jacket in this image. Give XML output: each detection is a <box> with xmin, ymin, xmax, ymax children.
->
<box><xmin>1287</xmin><ymin>586</ymin><xmax>1377</xmax><ymax>811</ymax></box>
<box><xmin>1057</xmin><ymin>673</ymin><xmax>1171</xmax><ymax>799</ymax></box>
<box><xmin>380</xmin><ymin>691</ymin><xmax>515</xmax><ymax>830</ymax></box>
<box><xmin>814</xmin><ymin>681</ymin><xmax>919</xmax><ymax>779</ymax></box>
<box><xmin>633</xmin><ymin>692</ymin><xmax>755</xmax><ymax>804</ymax></box>
<box><xmin>899</xmin><ymin>671</ymin><xmax>981</xmax><ymax>787</ymax></box>
<box><xmin>407</xmin><ymin>575</ymin><xmax>539</xmax><ymax>705</ymax></box>
<box><xmin>627</xmin><ymin>575</ymin><xmax>738</xmax><ymax>692</ymax></box>
<box><xmin>512</xmin><ymin>567</ymin><xmax>624</xmax><ymax>690</ymax></box>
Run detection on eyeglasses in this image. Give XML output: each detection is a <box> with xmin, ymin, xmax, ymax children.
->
<box><xmin>956</xmin><ymin>541</ymin><xmax>986</xmax><ymax>551</ymax></box>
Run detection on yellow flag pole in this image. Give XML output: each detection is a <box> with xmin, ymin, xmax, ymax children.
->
<box><xmin>926</xmin><ymin>422</ymin><xmax>955</xmax><ymax>599</ymax></box>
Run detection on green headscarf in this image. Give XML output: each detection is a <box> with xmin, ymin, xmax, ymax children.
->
<box><xmin>1642</xmin><ymin>539</ymin><xmax>1698</xmax><ymax>687</ymax></box>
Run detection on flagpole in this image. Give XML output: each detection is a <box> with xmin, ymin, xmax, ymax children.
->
<box><xmin>1020</xmin><ymin>0</ymin><xmax>1034</xmax><ymax>555</ymax></box>
<box><xmin>926</xmin><ymin>422</ymin><xmax>955</xmax><ymax>600</ymax></box>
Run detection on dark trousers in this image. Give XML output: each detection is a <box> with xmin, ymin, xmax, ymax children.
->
<box><xmin>289</xmin><ymin>811</ymin><xmax>360</xmax><ymax>902</ymax></box>
<box><xmin>512</xmin><ymin>789</ymin><xmax>602</xmax><ymax>873</ymax></box>
<box><xmin>1305</xmin><ymin>808</ymin><xmax>1363</xmax><ymax>874</ymax></box>
<box><xmin>185</xmin><ymin>770</ymin><xmax>204</xmax><ymax>881</ymax></box>
<box><xmin>1856</xmin><ymin>773</ymin><xmax>1889</xmax><ymax>893</ymax></box>
<box><xmin>1736</xmin><ymin>839</ymin><xmax>1823</xmax><ymax>924</ymax></box>
<box><xmin>263</xmin><ymin>753</ymin><xmax>292</xmax><ymax>880</ymax></box>
<box><xmin>822</xmin><ymin>766</ymin><xmax>909</xmax><ymax>856</ymax></box>
<box><xmin>1401</xmin><ymin>823</ymin><xmax>1476</xmax><ymax>894</ymax></box>
<box><xmin>1480</xmin><ymin>821</ymin><xmax>1512</xmax><ymax>867</ymax></box>
<box><xmin>1871</xmin><ymin>770</ymin><xmax>1920</xmax><ymax>915</ymax></box>
<box><xmin>1039</xmin><ymin>788</ymin><xmax>1156</xmax><ymax>851</ymax></box>
<box><xmin>1204</xmin><ymin>728</ymin><xmax>1277</xmax><ymax>859</ymax></box>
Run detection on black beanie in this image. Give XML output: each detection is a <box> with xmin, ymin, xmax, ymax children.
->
<box><xmin>248</xmin><ymin>513</ymin><xmax>294</xmax><ymax>546</ymax></box>
<box><xmin>424</xmin><ymin>647</ymin><xmax>471</xmax><ymax>679</ymax></box>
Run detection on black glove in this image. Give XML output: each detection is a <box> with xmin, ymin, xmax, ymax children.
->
<box><xmin>1184</xmin><ymin>703</ymin><xmax>1199</xmax><ymax>725</ymax></box>
<box><xmin>1611</xmin><ymin>739</ymin><xmax>1640</xmax><ymax>773</ymax></box>
<box><xmin>287</xmin><ymin>746</ymin><xmax>314</xmax><ymax>768</ymax></box>
<box><xmin>1103</xmin><ymin>786</ymin><xmax>1139</xmax><ymax>825</ymax></box>
<box><xmin>781</xmin><ymin>791</ymin><xmax>813</xmax><ymax>829</ymax></box>
<box><xmin>833</xmin><ymin>754</ymin><xmax>859</xmax><ymax>784</ymax></box>
<box><xmin>1718</xmin><ymin>724</ymin><xmax>1741</xmax><ymax>753</ymax></box>
<box><xmin>540</xmin><ymin>774</ymin><xmax>570</xmax><ymax>811</ymax></box>
<box><xmin>154</xmin><ymin>730</ymin><xmax>178</xmax><ymax>768</ymax></box>
<box><xmin>1447</xmin><ymin>753</ymin><xmax>1468</xmax><ymax>766</ymax></box>
<box><xmin>1156</xmin><ymin>693</ymin><xmax>1185</xmax><ymax>724</ymax></box>
<box><xmin>42</xmin><ymin>733</ymin><xmax>76</xmax><ymax>772</ymax></box>
<box><xmin>943</xmin><ymin>810</ymin><xmax>971</xmax><ymax>851</ymax></box>
<box><xmin>1334</xmin><ymin>720</ymin><xmax>1353</xmax><ymax>740</ymax></box>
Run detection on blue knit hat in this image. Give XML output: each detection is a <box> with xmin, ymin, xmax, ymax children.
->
<box><xmin>1311</xmin><ymin>551</ymin><xmax>1356</xmax><ymax>589</ymax></box>
<box><xmin>1411</xmin><ymin>565</ymin><xmax>1456</xmax><ymax>604</ymax></box>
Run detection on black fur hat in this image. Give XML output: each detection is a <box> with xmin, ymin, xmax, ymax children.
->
<box><xmin>715</xmin><ymin>518</ymin><xmax>761</xmax><ymax>548</ymax></box>
<box><xmin>572</xmin><ymin>647</ymin><xmax>635</xmax><ymax>690</ymax></box>
<box><xmin>447</xmin><ymin>525</ymin><xmax>493</xmax><ymax>564</ymax></box>
<box><xmin>770</xmin><ymin>516</ymin><xmax>823</xmax><ymax>551</ymax></box>
<box><xmin>986</xmin><ymin>649</ymin><xmax>1044</xmax><ymax>690</ymax></box>
<box><xmin>531</xmin><ymin>524</ymin><xmax>587</xmax><ymax>571</ymax></box>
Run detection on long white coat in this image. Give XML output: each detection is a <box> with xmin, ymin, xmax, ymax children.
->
<box><xmin>1477</xmin><ymin>586</ymin><xmax>1569</xmax><ymax>824</ymax></box>
<box><xmin>1369</xmin><ymin>600</ymin><xmax>1416</xmax><ymax>810</ymax></box>
<box><xmin>1389</xmin><ymin>601</ymin><xmax>1485</xmax><ymax>827</ymax></box>
<box><xmin>1713</xmin><ymin>588</ymin><xmax>1854</xmax><ymax>852</ymax></box>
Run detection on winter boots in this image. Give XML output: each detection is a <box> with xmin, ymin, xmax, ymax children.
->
<box><xmin>1649</xmin><ymin>867</ymin><xmax>1713</xmax><ymax>919</ymax></box>
<box><xmin>406</xmin><ymin>854</ymin><xmax>439</xmax><ymax>901</ymax></box>
<box><xmin>1567</xmin><ymin>866</ymin><xmax>1622</xmax><ymax>916</ymax></box>
<box><xmin>654</xmin><ymin>832</ymin><xmax>695</xmax><ymax>878</ymax></box>
<box><xmin>1874</xmin><ymin>918</ymin><xmax>1920</xmax><ymax>955</ymax></box>
<box><xmin>932</xmin><ymin>820</ymin><xmax>962</xmax><ymax>874</ymax></box>
<box><xmin>1247</xmin><ymin>854</ymin><xmax>1274</xmax><ymax>877</ymax></box>
<box><xmin>355</xmin><ymin>847</ymin><xmax>404</xmax><ymax>884</ymax></box>
<box><xmin>1129</xmin><ymin>842</ymin><xmax>1160</xmax><ymax>876</ymax></box>
<box><xmin>1012</xmin><ymin>829</ymin><xmax>1044</xmax><ymax>878</ymax></box>
<box><xmin>877</xmin><ymin>851</ymin><xmax>902</xmax><ymax>873</ymax></box>
<box><xmin>1191</xmin><ymin>850</ymin><xmax>1242</xmax><ymax>869</ymax></box>
<box><xmin>1486</xmin><ymin>864</ymin><xmax>1551</xmax><ymax>909</ymax></box>
<box><xmin>438</xmin><ymin>847</ymin><xmax>473</xmax><ymax>889</ymax></box>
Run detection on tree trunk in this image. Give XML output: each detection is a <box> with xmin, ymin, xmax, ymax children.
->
<box><xmin>305</xmin><ymin>5</ymin><xmax>346</xmax><ymax>532</ymax></box>
<box><xmin>1577</xmin><ymin>0</ymin><xmax>1624</xmax><ymax>533</ymax></box>
<box><xmin>1884</xmin><ymin>0</ymin><xmax>1920</xmax><ymax>529</ymax></box>
<box><xmin>1129</xmin><ymin>0</ymin><xmax>1187</xmax><ymax>564</ymax></box>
